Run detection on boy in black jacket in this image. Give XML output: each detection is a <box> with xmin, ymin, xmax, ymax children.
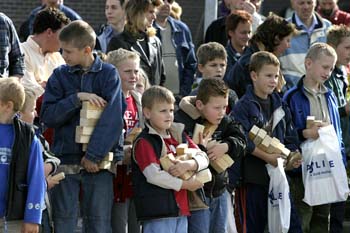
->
<box><xmin>175</xmin><ymin>78</ymin><xmax>246</xmax><ymax>233</ymax></box>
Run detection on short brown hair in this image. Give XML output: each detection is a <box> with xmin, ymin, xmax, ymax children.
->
<box><xmin>0</xmin><ymin>78</ymin><xmax>25</xmax><ymax>112</ymax></box>
<box><xmin>249</xmin><ymin>51</ymin><xmax>280</xmax><ymax>73</ymax></box>
<box><xmin>226</xmin><ymin>10</ymin><xmax>252</xmax><ymax>39</ymax></box>
<box><xmin>305</xmin><ymin>42</ymin><xmax>337</xmax><ymax>62</ymax></box>
<box><xmin>196</xmin><ymin>78</ymin><xmax>228</xmax><ymax>104</ymax></box>
<box><xmin>327</xmin><ymin>24</ymin><xmax>350</xmax><ymax>48</ymax></box>
<box><xmin>142</xmin><ymin>86</ymin><xmax>175</xmax><ymax>109</ymax></box>
<box><xmin>197</xmin><ymin>42</ymin><xmax>227</xmax><ymax>65</ymax></box>
<box><xmin>107</xmin><ymin>48</ymin><xmax>140</xmax><ymax>69</ymax></box>
<box><xmin>59</xmin><ymin>20</ymin><xmax>96</xmax><ymax>49</ymax></box>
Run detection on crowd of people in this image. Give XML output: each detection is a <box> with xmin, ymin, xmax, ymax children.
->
<box><xmin>0</xmin><ymin>0</ymin><xmax>350</xmax><ymax>233</ymax></box>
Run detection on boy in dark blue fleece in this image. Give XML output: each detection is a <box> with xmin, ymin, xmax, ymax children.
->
<box><xmin>40</xmin><ymin>20</ymin><xmax>124</xmax><ymax>233</ymax></box>
<box><xmin>232</xmin><ymin>51</ymin><xmax>301</xmax><ymax>233</ymax></box>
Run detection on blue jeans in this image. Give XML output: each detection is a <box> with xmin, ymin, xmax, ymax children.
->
<box><xmin>142</xmin><ymin>216</ymin><xmax>187</xmax><ymax>233</ymax></box>
<box><xmin>50</xmin><ymin>170</ymin><xmax>114</xmax><ymax>233</ymax></box>
<box><xmin>188</xmin><ymin>191</ymin><xmax>228</xmax><ymax>233</ymax></box>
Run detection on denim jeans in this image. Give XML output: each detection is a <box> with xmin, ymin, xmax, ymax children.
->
<box><xmin>188</xmin><ymin>191</ymin><xmax>228</xmax><ymax>233</ymax></box>
<box><xmin>142</xmin><ymin>216</ymin><xmax>187</xmax><ymax>233</ymax></box>
<box><xmin>50</xmin><ymin>170</ymin><xmax>114</xmax><ymax>233</ymax></box>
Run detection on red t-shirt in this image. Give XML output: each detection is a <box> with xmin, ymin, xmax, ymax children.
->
<box><xmin>124</xmin><ymin>95</ymin><xmax>139</xmax><ymax>133</ymax></box>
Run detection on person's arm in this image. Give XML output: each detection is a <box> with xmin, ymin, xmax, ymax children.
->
<box><xmin>23</xmin><ymin>136</ymin><xmax>45</xmax><ymax>226</ymax></box>
<box><xmin>85</xmin><ymin>68</ymin><xmax>124</xmax><ymax>163</ymax></box>
<box><xmin>221</xmin><ymin>119</ymin><xmax>247</xmax><ymax>160</ymax></box>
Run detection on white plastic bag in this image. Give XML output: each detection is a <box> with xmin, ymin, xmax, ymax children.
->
<box><xmin>301</xmin><ymin>125</ymin><xmax>349</xmax><ymax>206</ymax></box>
<box><xmin>266</xmin><ymin>158</ymin><xmax>290</xmax><ymax>233</ymax></box>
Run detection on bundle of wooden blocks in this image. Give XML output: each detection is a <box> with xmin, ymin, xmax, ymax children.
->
<box><xmin>192</xmin><ymin>123</ymin><xmax>234</xmax><ymax>173</ymax></box>
<box><xmin>75</xmin><ymin>101</ymin><xmax>113</xmax><ymax>169</ymax></box>
<box><xmin>125</xmin><ymin>127</ymin><xmax>142</xmax><ymax>145</ymax></box>
<box><xmin>160</xmin><ymin>143</ymin><xmax>212</xmax><ymax>184</ymax></box>
<box><xmin>248</xmin><ymin>125</ymin><xmax>301</xmax><ymax>169</ymax></box>
<box><xmin>306</xmin><ymin>116</ymin><xmax>323</xmax><ymax>129</ymax></box>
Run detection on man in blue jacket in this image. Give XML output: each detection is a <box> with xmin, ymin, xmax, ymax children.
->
<box><xmin>154</xmin><ymin>0</ymin><xmax>197</xmax><ymax>99</ymax></box>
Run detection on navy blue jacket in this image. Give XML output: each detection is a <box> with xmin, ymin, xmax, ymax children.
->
<box><xmin>40</xmin><ymin>55</ymin><xmax>124</xmax><ymax>165</ymax></box>
<box><xmin>154</xmin><ymin>17</ymin><xmax>197</xmax><ymax>96</ymax></box>
<box><xmin>283</xmin><ymin>77</ymin><xmax>346</xmax><ymax>166</ymax></box>
<box><xmin>232</xmin><ymin>85</ymin><xmax>299</xmax><ymax>186</ymax></box>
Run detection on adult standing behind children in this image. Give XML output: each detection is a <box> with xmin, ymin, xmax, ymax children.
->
<box><xmin>154</xmin><ymin>0</ymin><xmax>197</xmax><ymax>98</ymax></box>
<box><xmin>107</xmin><ymin>0</ymin><xmax>166</xmax><ymax>86</ymax></box>
<box><xmin>96</xmin><ymin>0</ymin><xmax>127</xmax><ymax>53</ymax></box>
<box><xmin>0</xmin><ymin>78</ymin><xmax>46</xmax><ymax>233</ymax></box>
<box><xmin>283</xmin><ymin>43</ymin><xmax>344</xmax><ymax>233</ymax></box>
<box><xmin>175</xmin><ymin>78</ymin><xmax>246</xmax><ymax>233</ymax></box>
<box><xmin>224</xmin><ymin>14</ymin><xmax>297</xmax><ymax>98</ymax></box>
<box><xmin>0</xmin><ymin>13</ymin><xmax>25</xmax><ymax>78</ymax></box>
<box><xmin>40</xmin><ymin>20</ymin><xmax>124</xmax><ymax>233</ymax></box>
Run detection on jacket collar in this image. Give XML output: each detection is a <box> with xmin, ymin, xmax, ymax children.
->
<box><xmin>291</xmin><ymin>12</ymin><xmax>325</xmax><ymax>31</ymax></box>
<box><xmin>68</xmin><ymin>54</ymin><xmax>103</xmax><ymax>74</ymax></box>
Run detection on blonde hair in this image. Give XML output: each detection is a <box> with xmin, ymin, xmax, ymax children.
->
<box><xmin>327</xmin><ymin>24</ymin><xmax>350</xmax><ymax>48</ymax></box>
<box><xmin>170</xmin><ymin>2</ymin><xmax>182</xmax><ymax>20</ymax></box>
<box><xmin>142</xmin><ymin>86</ymin><xmax>175</xmax><ymax>109</ymax></box>
<box><xmin>305</xmin><ymin>42</ymin><xmax>337</xmax><ymax>61</ymax></box>
<box><xmin>107</xmin><ymin>48</ymin><xmax>140</xmax><ymax>68</ymax></box>
<box><xmin>138</xmin><ymin>68</ymin><xmax>151</xmax><ymax>90</ymax></box>
<box><xmin>0</xmin><ymin>78</ymin><xmax>25</xmax><ymax>112</ymax></box>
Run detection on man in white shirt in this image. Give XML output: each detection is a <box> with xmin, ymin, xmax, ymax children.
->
<box><xmin>21</xmin><ymin>7</ymin><xmax>70</xmax><ymax>97</ymax></box>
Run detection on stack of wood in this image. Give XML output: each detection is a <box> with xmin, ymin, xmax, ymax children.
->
<box><xmin>75</xmin><ymin>101</ymin><xmax>113</xmax><ymax>169</ymax></box>
<box><xmin>248</xmin><ymin>125</ymin><xmax>301</xmax><ymax>169</ymax></box>
<box><xmin>192</xmin><ymin>123</ymin><xmax>234</xmax><ymax>173</ymax></box>
<box><xmin>160</xmin><ymin>143</ymin><xmax>212</xmax><ymax>184</ymax></box>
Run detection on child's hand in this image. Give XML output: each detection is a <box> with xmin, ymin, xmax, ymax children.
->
<box><xmin>122</xmin><ymin>145</ymin><xmax>132</xmax><ymax>165</ymax></box>
<box><xmin>81</xmin><ymin>156</ymin><xmax>100</xmax><ymax>173</ymax></box>
<box><xmin>21</xmin><ymin>222</ymin><xmax>39</xmax><ymax>233</ymax></box>
<box><xmin>46</xmin><ymin>175</ymin><xmax>60</xmax><ymax>189</ymax></box>
<box><xmin>168</xmin><ymin>160</ymin><xmax>191</xmax><ymax>177</ymax></box>
<box><xmin>181</xmin><ymin>177</ymin><xmax>203</xmax><ymax>191</ymax></box>
<box><xmin>77</xmin><ymin>92</ymin><xmax>106</xmax><ymax>108</ymax></box>
<box><xmin>303</xmin><ymin>124</ymin><xmax>321</xmax><ymax>140</ymax></box>
<box><xmin>207</xmin><ymin>143</ymin><xmax>228</xmax><ymax>160</ymax></box>
<box><xmin>198</xmin><ymin>132</ymin><xmax>211</xmax><ymax>147</ymax></box>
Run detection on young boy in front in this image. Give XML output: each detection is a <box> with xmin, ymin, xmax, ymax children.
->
<box><xmin>175</xmin><ymin>78</ymin><xmax>246</xmax><ymax>233</ymax></box>
<box><xmin>284</xmin><ymin>43</ymin><xmax>343</xmax><ymax>233</ymax></box>
<box><xmin>40</xmin><ymin>20</ymin><xmax>124</xmax><ymax>233</ymax></box>
<box><xmin>326</xmin><ymin>24</ymin><xmax>350</xmax><ymax>233</ymax></box>
<box><xmin>0</xmin><ymin>78</ymin><xmax>45</xmax><ymax>233</ymax></box>
<box><xmin>132</xmin><ymin>86</ymin><xmax>209</xmax><ymax>233</ymax></box>
<box><xmin>232</xmin><ymin>51</ymin><xmax>301</xmax><ymax>233</ymax></box>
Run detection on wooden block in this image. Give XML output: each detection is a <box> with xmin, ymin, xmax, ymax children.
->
<box><xmin>76</xmin><ymin>126</ymin><xmax>94</xmax><ymax>135</ymax></box>
<box><xmin>266</xmin><ymin>138</ymin><xmax>281</xmax><ymax>154</ymax></box>
<box><xmin>249</xmin><ymin>125</ymin><xmax>260</xmax><ymax>140</ymax></box>
<box><xmin>253</xmin><ymin>128</ymin><xmax>267</xmax><ymax>146</ymax></box>
<box><xmin>82</xmin><ymin>101</ymin><xmax>105</xmax><ymax>111</ymax></box>
<box><xmin>210</xmin><ymin>154</ymin><xmax>234</xmax><ymax>173</ymax></box>
<box><xmin>125</xmin><ymin>127</ymin><xmax>142</xmax><ymax>144</ymax></box>
<box><xmin>195</xmin><ymin>169</ymin><xmax>212</xmax><ymax>183</ymax></box>
<box><xmin>193</xmin><ymin>124</ymin><xmax>205</xmax><ymax>144</ymax></box>
<box><xmin>285</xmin><ymin>151</ymin><xmax>302</xmax><ymax>170</ymax></box>
<box><xmin>102</xmin><ymin>152</ymin><xmax>113</xmax><ymax>162</ymax></box>
<box><xmin>75</xmin><ymin>128</ymin><xmax>91</xmax><ymax>143</ymax></box>
<box><xmin>82</xmin><ymin>143</ymin><xmax>88</xmax><ymax>152</ymax></box>
<box><xmin>258</xmin><ymin>135</ymin><xmax>272</xmax><ymax>151</ymax></box>
<box><xmin>176</xmin><ymin>144</ymin><xmax>188</xmax><ymax>155</ymax></box>
<box><xmin>280</xmin><ymin>146</ymin><xmax>291</xmax><ymax>158</ymax></box>
<box><xmin>306</xmin><ymin>116</ymin><xmax>315</xmax><ymax>129</ymax></box>
<box><xmin>80</xmin><ymin>118</ymin><xmax>98</xmax><ymax>127</ymax></box>
<box><xmin>99</xmin><ymin>161</ymin><xmax>111</xmax><ymax>170</ymax></box>
<box><xmin>80</xmin><ymin>109</ymin><xmax>103</xmax><ymax>119</ymax></box>
<box><xmin>160</xmin><ymin>154</ymin><xmax>176</xmax><ymax>171</ymax></box>
<box><xmin>51</xmin><ymin>172</ymin><xmax>65</xmax><ymax>182</ymax></box>
<box><xmin>203</xmin><ymin>123</ymin><xmax>218</xmax><ymax>138</ymax></box>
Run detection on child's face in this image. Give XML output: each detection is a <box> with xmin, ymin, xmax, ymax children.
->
<box><xmin>196</xmin><ymin>95</ymin><xmax>228</xmax><ymax>126</ymax></box>
<box><xmin>143</xmin><ymin>102</ymin><xmax>174</xmax><ymax>134</ymax></box>
<box><xmin>136</xmin><ymin>77</ymin><xmax>145</xmax><ymax>94</ymax></box>
<box><xmin>251</xmin><ymin>64</ymin><xmax>279</xmax><ymax>99</ymax></box>
<box><xmin>60</xmin><ymin>41</ymin><xmax>87</xmax><ymax>67</ymax></box>
<box><xmin>118</xmin><ymin>59</ymin><xmax>140</xmax><ymax>93</ymax></box>
<box><xmin>20</xmin><ymin>99</ymin><xmax>37</xmax><ymax>124</ymax></box>
<box><xmin>198</xmin><ymin>58</ymin><xmax>227</xmax><ymax>79</ymax></box>
<box><xmin>334</xmin><ymin>37</ymin><xmax>350</xmax><ymax>66</ymax></box>
<box><xmin>305</xmin><ymin>55</ymin><xmax>336</xmax><ymax>85</ymax></box>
